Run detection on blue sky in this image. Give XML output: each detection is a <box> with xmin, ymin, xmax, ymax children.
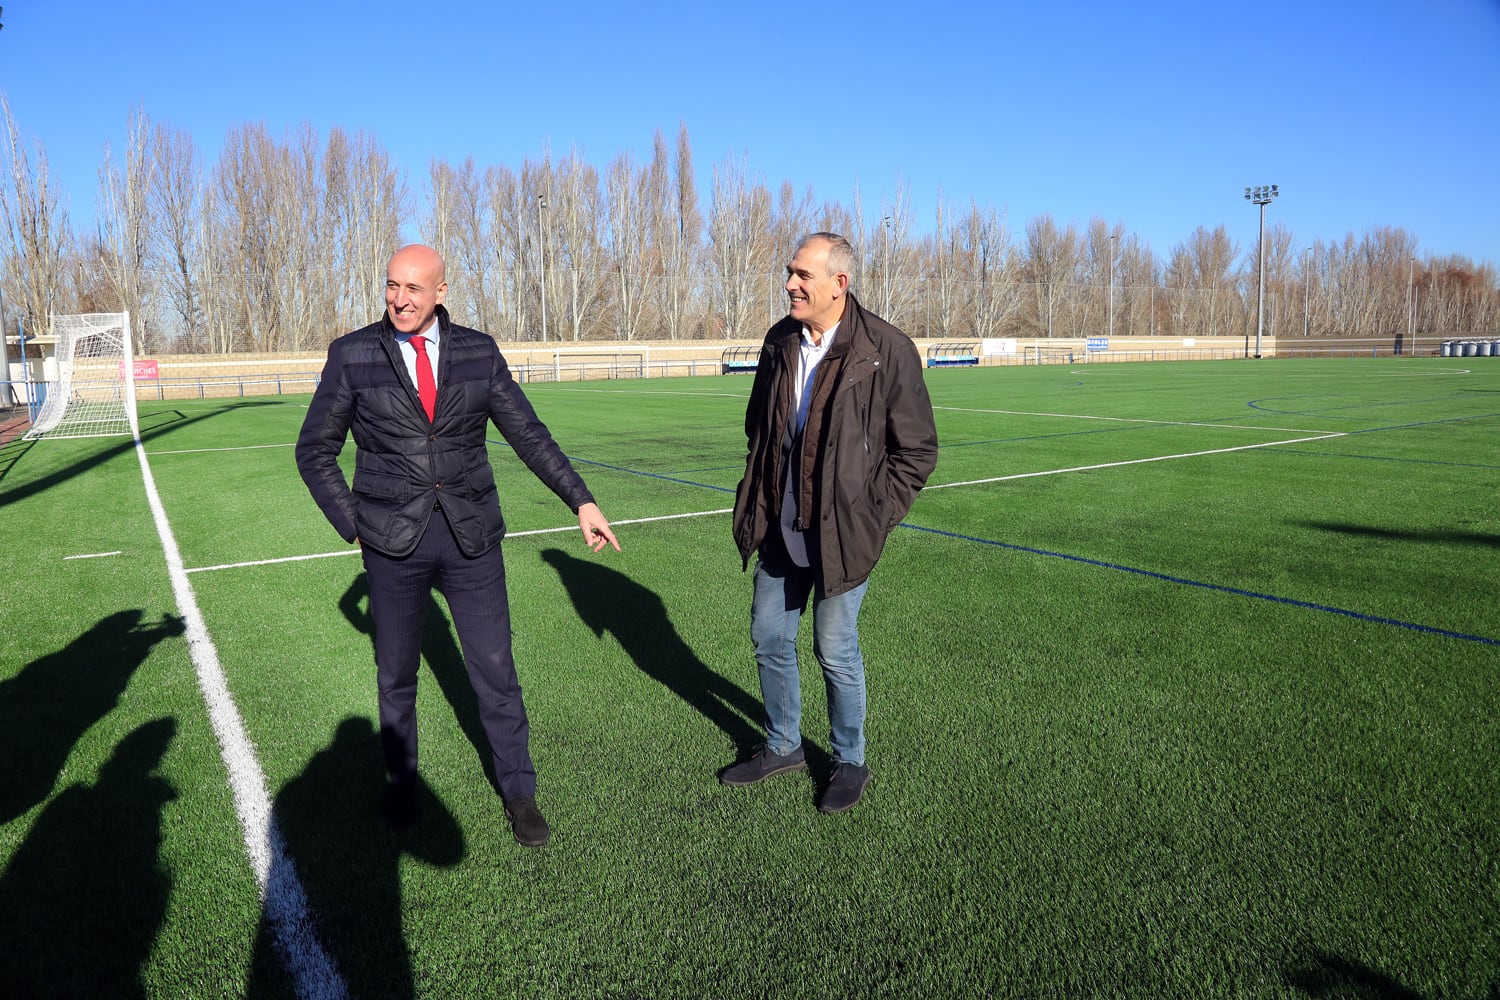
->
<box><xmin>2</xmin><ymin>0</ymin><xmax>1498</xmax><ymax>268</ymax></box>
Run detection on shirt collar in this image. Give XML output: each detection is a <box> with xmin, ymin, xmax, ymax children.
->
<box><xmin>800</xmin><ymin>321</ymin><xmax>838</xmax><ymax>351</ymax></box>
<box><xmin>397</xmin><ymin>316</ymin><xmax>441</xmax><ymax>346</ymax></box>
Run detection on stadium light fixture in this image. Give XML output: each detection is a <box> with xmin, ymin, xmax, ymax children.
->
<box><xmin>1244</xmin><ymin>184</ymin><xmax>1278</xmax><ymax>358</ymax></box>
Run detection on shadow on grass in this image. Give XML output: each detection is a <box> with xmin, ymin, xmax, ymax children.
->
<box><xmin>0</xmin><ymin>609</ymin><xmax>185</xmax><ymax>825</ymax></box>
<box><xmin>248</xmin><ymin>717</ymin><xmax>464</xmax><ymax>1000</ymax></box>
<box><xmin>0</xmin><ymin>717</ymin><xmax>177</xmax><ymax>995</ymax></box>
<box><xmin>1286</xmin><ymin>950</ymin><xmax>1432</xmax><ymax>999</ymax></box>
<box><xmin>0</xmin><ymin>400</ymin><xmax>283</xmax><ymax>508</ymax></box>
<box><xmin>537</xmin><ymin>548</ymin><xmax>813</xmax><ymax>772</ymax></box>
<box><xmin>340</xmin><ymin>573</ymin><xmax>502</xmax><ymax>794</ymax></box>
<box><xmin>1296</xmin><ymin>520</ymin><xmax>1500</xmax><ymax>550</ymax></box>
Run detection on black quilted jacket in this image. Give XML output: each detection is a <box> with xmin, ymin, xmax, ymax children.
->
<box><xmin>295</xmin><ymin>306</ymin><xmax>594</xmax><ymax>558</ymax></box>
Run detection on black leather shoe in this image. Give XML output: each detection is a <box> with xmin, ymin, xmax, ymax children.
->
<box><xmin>719</xmin><ymin>744</ymin><xmax>807</xmax><ymax>787</ymax></box>
<box><xmin>504</xmin><ymin>795</ymin><xmax>551</xmax><ymax>847</ymax></box>
<box><xmin>818</xmin><ymin>763</ymin><xmax>871</xmax><ymax>814</ymax></box>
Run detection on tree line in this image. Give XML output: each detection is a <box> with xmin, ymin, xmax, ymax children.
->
<box><xmin>2</xmin><ymin>102</ymin><xmax>1496</xmax><ymax>355</ymax></box>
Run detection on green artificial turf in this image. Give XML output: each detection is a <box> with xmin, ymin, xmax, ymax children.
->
<box><xmin>0</xmin><ymin>357</ymin><xmax>1496</xmax><ymax>998</ymax></box>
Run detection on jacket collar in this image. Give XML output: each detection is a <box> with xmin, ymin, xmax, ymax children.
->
<box><xmin>772</xmin><ymin>293</ymin><xmax>876</xmax><ymax>359</ymax></box>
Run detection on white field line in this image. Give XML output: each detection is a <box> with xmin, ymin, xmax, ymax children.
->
<box><xmin>932</xmin><ymin>405</ymin><xmax>1335</xmax><ymax>435</ymax></box>
<box><xmin>185</xmin><ymin>507</ymin><xmax>734</xmax><ymax>575</ymax></box>
<box><xmin>923</xmin><ymin>432</ymin><xmax>1348</xmax><ymax>490</ymax></box>
<box><xmin>63</xmin><ymin>551</ymin><xmax>122</xmax><ymax>560</ymax></box>
<box><xmin>553</xmin><ymin>386</ymin><xmax>749</xmax><ymax>399</ymax></box>
<box><xmin>134</xmin><ymin>440</ymin><xmax>348</xmax><ymax>999</ymax></box>
<box><xmin>149</xmin><ymin>442</ymin><xmax>295</xmax><ymax>456</ymax></box>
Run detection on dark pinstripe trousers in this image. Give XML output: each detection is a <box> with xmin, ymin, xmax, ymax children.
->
<box><xmin>360</xmin><ymin>512</ymin><xmax>537</xmax><ymax>801</ymax></box>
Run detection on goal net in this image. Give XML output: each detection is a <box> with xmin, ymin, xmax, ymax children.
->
<box><xmin>23</xmin><ymin>312</ymin><xmax>138</xmax><ymax>441</ymax></box>
<box><xmin>1031</xmin><ymin>345</ymin><xmax>1083</xmax><ymax>365</ymax></box>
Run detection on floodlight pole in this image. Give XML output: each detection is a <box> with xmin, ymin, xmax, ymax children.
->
<box><xmin>1302</xmin><ymin>247</ymin><xmax>1311</xmax><ymax>338</ymax></box>
<box><xmin>0</xmin><ymin>284</ymin><xmax>11</xmax><ymax>407</ymax></box>
<box><xmin>1107</xmin><ymin>233</ymin><xmax>1117</xmax><ymax>340</ymax></box>
<box><xmin>882</xmin><ymin>216</ymin><xmax>892</xmax><ymax>317</ymax></box>
<box><xmin>1407</xmin><ymin>256</ymin><xmax>1416</xmax><ymax>357</ymax></box>
<box><xmin>537</xmin><ymin>195</ymin><xmax>548</xmax><ymax>343</ymax></box>
<box><xmin>1244</xmin><ymin>184</ymin><xmax>1278</xmax><ymax>358</ymax></box>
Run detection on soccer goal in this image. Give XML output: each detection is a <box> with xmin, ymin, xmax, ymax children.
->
<box><xmin>1030</xmin><ymin>345</ymin><xmax>1082</xmax><ymax>365</ymax></box>
<box><xmin>23</xmin><ymin>312</ymin><xmax>138</xmax><ymax>441</ymax></box>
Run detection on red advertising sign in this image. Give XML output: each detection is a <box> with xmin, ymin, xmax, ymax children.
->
<box><xmin>122</xmin><ymin>359</ymin><xmax>160</xmax><ymax>379</ymax></box>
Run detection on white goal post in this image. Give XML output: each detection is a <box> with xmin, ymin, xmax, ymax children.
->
<box><xmin>23</xmin><ymin>312</ymin><xmax>138</xmax><ymax>441</ymax></box>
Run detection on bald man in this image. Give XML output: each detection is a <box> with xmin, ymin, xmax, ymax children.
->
<box><xmin>297</xmin><ymin>245</ymin><xmax>618</xmax><ymax>846</ymax></box>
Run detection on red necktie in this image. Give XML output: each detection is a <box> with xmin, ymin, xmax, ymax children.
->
<box><xmin>410</xmin><ymin>335</ymin><xmax>437</xmax><ymax>421</ymax></box>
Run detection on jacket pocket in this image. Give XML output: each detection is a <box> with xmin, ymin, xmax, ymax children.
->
<box><xmin>353</xmin><ymin>471</ymin><xmax>410</xmax><ymax>502</ymax></box>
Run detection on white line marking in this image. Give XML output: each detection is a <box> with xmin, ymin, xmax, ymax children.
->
<box><xmin>149</xmin><ymin>442</ymin><xmax>296</xmax><ymax>456</ymax></box>
<box><xmin>63</xmin><ymin>551</ymin><xmax>122</xmax><ymax>560</ymax></box>
<box><xmin>185</xmin><ymin>507</ymin><xmax>735</xmax><ymax>575</ymax></box>
<box><xmin>552</xmin><ymin>386</ymin><xmax>749</xmax><ymax>399</ymax></box>
<box><xmin>932</xmin><ymin>405</ymin><xmax>1335</xmax><ymax>435</ymax></box>
<box><xmin>923</xmin><ymin>433</ymin><xmax>1348</xmax><ymax>490</ymax></box>
<box><xmin>133</xmin><ymin>440</ymin><xmax>348</xmax><ymax>998</ymax></box>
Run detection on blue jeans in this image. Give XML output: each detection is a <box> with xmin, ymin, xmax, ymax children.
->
<box><xmin>750</xmin><ymin>555</ymin><xmax>870</xmax><ymax>765</ymax></box>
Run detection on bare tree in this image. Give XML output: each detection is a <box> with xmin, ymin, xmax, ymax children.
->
<box><xmin>484</xmin><ymin>163</ymin><xmax>526</xmax><ymax>340</ymax></box>
<box><xmin>708</xmin><ymin>152</ymin><xmax>772</xmax><ymax>339</ymax></box>
<box><xmin>1166</xmin><ymin>225</ymin><xmax>1240</xmax><ymax>338</ymax></box>
<box><xmin>549</xmin><ymin>148</ymin><xmax>609</xmax><ymax>342</ymax></box>
<box><xmin>98</xmin><ymin>107</ymin><xmax>156</xmax><ymax>350</ymax></box>
<box><xmin>605</xmin><ymin>151</ymin><xmax>652</xmax><ymax>341</ymax></box>
<box><xmin>1022</xmin><ymin>215</ymin><xmax>1078</xmax><ymax>338</ymax></box>
<box><xmin>960</xmin><ymin>201</ymin><xmax>1017</xmax><ymax>340</ymax></box>
<box><xmin>651</xmin><ymin>123</ymin><xmax>704</xmax><ymax>340</ymax></box>
<box><xmin>149</xmin><ymin>122</ymin><xmax>203</xmax><ymax>349</ymax></box>
<box><xmin>0</xmin><ymin>98</ymin><xmax>69</xmax><ymax>341</ymax></box>
<box><xmin>425</xmin><ymin>155</ymin><xmax>480</xmax><ymax>325</ymax></box>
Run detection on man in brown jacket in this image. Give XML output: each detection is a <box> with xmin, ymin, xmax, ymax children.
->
<box><xmin>725</xmin><ymin>232</ymin><xmax>938</xmax><ymax>813</ymax></box>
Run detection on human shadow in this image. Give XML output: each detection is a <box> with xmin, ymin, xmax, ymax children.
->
<box><xmin>247</xmin><ymin>716</ymin><xmax>464</xmax><ymax>1000</ymax></box>
<box><xmin>0</xmin><ymin>717</ymin><xmax>177</xmax><ymax>996</ymax></box>
<box><xmin>0</xmin><ymin>609</ymin><xmax>185</xmax><ymax>825</ymax></box>
<box><xmin>1285</xmin><ymin>950</ymin><xmax>1429</xmax><ymax>999</ymax></box>
<box><xmin>0</xmin><ymin>400</ymin><xmax>282</xmax><ymax>508</ymax></box>
<box><xmin>537</xmin><ymin>548</ymin><xmax>805</xmax><ymax>770</ymax></box>
<box><xmin>0</xmin><ymin>435</ymin><xmax>34</xmax><ymax>482</ymax></box>
<box><xmin>1294</xmin><ymin>520</ymin><xmax>1500</xmax><ymax>550</ymax></box>
<box><xmin>340</xmin><ymin>573</ymin><xmax>501</xmax><ymax>793</ymax></box>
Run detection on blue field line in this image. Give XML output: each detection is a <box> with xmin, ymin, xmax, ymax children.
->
<box><xmin>1343</xmin><ymin>411</ymin><xmax>1500</xmax><ymax>434</ymax></box>
<box><xmin>1246</xmin><ymin>393</ymin><xmax>1484</xmax><ymax>418</ymax></box>
<box><xmin>897</xmin><ymin>521</ymin><xmax>1500</xmax><ymax>648</ymax></box>
<box><xmin>1273</xmin><ymin>449</ymin><xmax>1500</xmax><ymax>471</ymax></box>
<box><xmin>564</xmin><ymin>455</ymin><xmax>736</xmax><ymax>494</ymax></box>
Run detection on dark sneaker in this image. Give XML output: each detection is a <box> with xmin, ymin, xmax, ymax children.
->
<box><xmin>504</xmin><ymin>795</ymin><xmax>551</xmax><ymax>847</ymax></box>
<box><xmin>719</xmin><ymin>744</ymin><xmax>807</xmax><ymax>787</ymax></box>
<box><xmin>818</xmin><ymin>763</ymin><xmax>871</xmax><ymax>814</ymax></box>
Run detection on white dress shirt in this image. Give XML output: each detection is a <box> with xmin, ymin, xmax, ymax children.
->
<box><xmin>781</xmin><ymin>322</ymin><xmax>839</xmax><ymax>567</ymax></box>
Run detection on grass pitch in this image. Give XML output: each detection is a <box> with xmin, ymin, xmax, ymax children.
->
<box><xmin>1</xmin><ymin>357</ymin><xmax>1496</xmax><ymax>998</ymax></box>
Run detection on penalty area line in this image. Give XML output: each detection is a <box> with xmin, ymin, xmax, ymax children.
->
<box><xmin>923</xmin><ymin>432</ymin><xmax>1348</xmax><ymax>490</ymax></box>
